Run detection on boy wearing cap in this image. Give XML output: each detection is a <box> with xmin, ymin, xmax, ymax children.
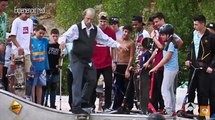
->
<box><xmin>31</xmin><ymin>17</ymin><xmax>39</xmax><ymax>32</ymax></box>
<box><xmin>109</xmin><ymin>16</ymin><xmax>123</xmax><ymax>39</ymax></box>
<box><xmin>207</xmin><ymin>22</ymin><xmax>215</xmax><ymax>34</ymax></box>
<box><xmin>91</xmin><ymin>11</ymin><xmax>116</xmax><ymax>112</ymax></box>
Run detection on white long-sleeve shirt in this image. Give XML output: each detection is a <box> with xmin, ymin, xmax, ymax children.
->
<box><xmin>58</xmin><ymin>20</ymin><xmax>120</xmax><ymax>48</ymax></box>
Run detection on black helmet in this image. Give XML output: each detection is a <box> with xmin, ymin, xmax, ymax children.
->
<box><xmin>148</xmin><ymin>113</ymin><xmax>166</xmax><ymax>120</ymax></box>
<box><xmin>159</xmin><ymin>24</ymin><xmax>174</xmax><ymax>35</ymax></box>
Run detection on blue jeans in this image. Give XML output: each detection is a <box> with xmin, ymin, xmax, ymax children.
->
<box><xmin>42</xmin><ymin>74</ymin><xmax>58</xmax><ymax>108</ymax></box>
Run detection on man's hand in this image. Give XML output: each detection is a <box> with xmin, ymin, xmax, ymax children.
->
<box><xmin>112</xmin><ymin>63</ymin><xmax>116</xmax><ymax>72</ymax></box>
<box><xmin>9</xmin><ymin>62</ymin><xmax>16</xmax><ymax>71</ymax></box>
<box><xmin>185</xmin><ymin>60</ymin><xmax>191</xmax><ymax>68</ymax></box>
<box><xmin>6</xmin><ymin>38</ymin><xmax>11</xmax><ymax>45</ymax></box>
<box><xmin>18</xmin><ymin>47</ymin><xmax>24</xmax><ymax>55</ymax></box>
<box><xmin>135</xmin><ymin>64</ymin><xmax>141</xmax><ymax>73</ymax></box>
<box><xmin>125</xmin><ymin>69</ymin><xmax>130</xmax><ymax>79</ymax></box>
<box><xmin>60</xmin><ymin>41</ymin><xmax>66</xmax><ymax>50</ymax></box>
<box><xmin>206</xmin><ymin>67</ymin><xmax>213</xmax><ymax>74</ymax></box>
<box><xmin>118</xmin><ymin>44</ymin><xmax>128</xmax><ymax>51</ymax></box>
<box><xmin>149</xmin><ymin>67</ymin><xmax>158</xmax><ymax>74</ymax></box>
<box><xmin>151</xmin><ymin>30</ymin><xmax>156</xmax><ymax>39</ymax></box>
<box><xmin>143</xmin><ymin>61</ymin><xmax>150</xmax><ymax>69</ymax></box>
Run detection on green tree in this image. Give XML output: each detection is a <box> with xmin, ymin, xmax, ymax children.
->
<box><xmin>102</xmin><ymin>0</ymin><xmax>152</xmax><ymax>25</ymax></box>
<box><xmin>156</xmin><ymin>0</ymin><xmax>200</xmax><ymax>47</ymax></box>
<box><xmin>56</xmin><ymin>0</ymin><xmax>102</xmax><ymax>29</ymax></box>
<box><xmin>198</xmin><ymin>0</ymin><xmax>215</xmax><ymax>23</ymax></box>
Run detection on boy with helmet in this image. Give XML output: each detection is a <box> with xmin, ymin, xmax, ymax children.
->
<box><xmin>150</xmin><ymin>24</ymin><xmax>179</xmax><ymax>116</ymax></box>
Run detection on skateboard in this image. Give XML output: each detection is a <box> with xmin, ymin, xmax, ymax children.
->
<box><xmin>139</xmin><ymin>68</ymin><xmax>155</xmax><ymax>114</ymax></box>
<box><xmin>7</xmin><ymin>55</ymin><xmax>26</xmax><ymax>98</ymax></box>
<box><xmin>75</xmin><ymin>114</ymin><xmax>90</xmax><ymax>120</ymax></box>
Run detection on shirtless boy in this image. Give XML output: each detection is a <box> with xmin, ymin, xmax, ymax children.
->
<box><xmin>112</xmin><ymin>25</ymin><xmax>135</xmax><ymax>111</ymax></box>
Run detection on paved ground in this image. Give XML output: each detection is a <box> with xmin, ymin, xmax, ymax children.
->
<box><xmin>53</xmin><ymin>87</ymin><xmax>199</xmax><ymax>115</ymax></box>
<box><xmin>52</xmin><ymin>96</ymin><xmax>100</xmax><ymax>112</ymax></box>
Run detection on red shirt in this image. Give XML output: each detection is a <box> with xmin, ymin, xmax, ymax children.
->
<box><xmin>92</xmin><ymin>27</ymin><xmax>116</xmax><ymax>69</ymax></box>
<box><xmin>153</xmin><ymin>36</ymin><xmax>164</xmax><ymax>71</ymax></box>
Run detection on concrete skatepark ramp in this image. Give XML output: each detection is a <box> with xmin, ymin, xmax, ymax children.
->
<box><xmin>0</xmin><ymin>90</ymin><xmax>149</xmax><ymax>120</ymax></box>
<box><xmin>0</xmin><ymin>90</ymin><xmax>191</xmax><ymax>120</ymax></box>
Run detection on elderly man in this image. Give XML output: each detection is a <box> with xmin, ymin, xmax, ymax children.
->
<box><xmin>58</xmin><ymin>8</ymin><xmax>127</xmax><ymax>114</ymax></box>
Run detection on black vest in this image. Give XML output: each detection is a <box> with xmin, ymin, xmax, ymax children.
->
<box><xmin>72</xmin><ymin>22</ymin><xmax>97</xmax><ymax>63</ymax></box>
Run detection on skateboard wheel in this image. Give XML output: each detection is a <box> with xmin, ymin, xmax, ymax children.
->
<box><xmin>75</xmin><ymin>115</ymin><xmax>89</xmax><ymax>120</ymax></box>
<box><xmin>21</xmin><ymin>85</ymin><xmax>25</xmax><ymax>89</ymax></box>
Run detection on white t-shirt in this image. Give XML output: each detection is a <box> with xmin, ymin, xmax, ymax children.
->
<box><xmin>11</xmin><ymin>18</ymin><xmax>33</xmax><ymax>55</ymax></box>
<box><xmin>116</xmin><ymin>27</ymin><xmax>123</xmax><ymax>39</ymax></box>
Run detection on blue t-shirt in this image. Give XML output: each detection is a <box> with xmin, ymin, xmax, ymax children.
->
<box><xmin>31</xmin><ymin>37</ymin><xmax>49</xmax><ymax>71</ymax></box>
<box><xmin>139</xmin><ymin>50</ymin><xmax>151</xmax><ymax>68</ymax></box>
<box><xmin>163</xmin><ymin>42</ymin><xmax>178</xmax><ymax>71</ymax></box>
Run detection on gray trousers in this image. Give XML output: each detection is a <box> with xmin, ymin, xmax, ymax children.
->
<box><xmin>70</xmin><ymin>58</ymin><xmax>97</xmax><ymax>107</ymax></box>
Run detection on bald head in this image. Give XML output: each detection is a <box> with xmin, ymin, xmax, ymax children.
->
<box><xmin>83</xmin><ymin>8</ymin><xmax>96</xmax><ymax>28</ymax></box>
<box><xmin>82</xmin><ymin>8</ymin><xmax>95</xmax><ymax>18</ymax></box>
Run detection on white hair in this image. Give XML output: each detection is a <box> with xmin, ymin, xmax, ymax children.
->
<box><xmin>82</xmin><ymin>8</ymin><xmax>95</xmax><ymax>17</ymax></box>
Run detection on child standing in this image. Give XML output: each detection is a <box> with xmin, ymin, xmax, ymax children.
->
<box><xmin>149</xmin><ymin>24</ymin><xmax>178</xmax><ymax>116</ymax></box>
<box><xmin>135</xmin><ymin>38</ymin><xmax>152</xmax><ymax>114</ymax></box>
<box><xmin>31</xmin><ymin>25</ymin><xmax>49</xmax><ymax>105</ymax></box>
<box><xmin>10</xmin><ymin>3</ymin><xmax>33</xmax><ymax>79</ymax></box>
<box><xmin>43</xmin><ymin>28</ymin><xmax>62</xmax><ymax>108</ymax></box>
<box><xmin>137</xmin><ymin>37</ymin><xmax>152</xmax><ymax>70</ymax></box>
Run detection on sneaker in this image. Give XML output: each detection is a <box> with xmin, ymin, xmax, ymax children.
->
<box><xmin>71</xmin><ymin>107</ymin><xmax>88</xmax><ymax>114</ymax></box>
<box><xmin>158</xmin><ymin>109</ymin><xmax>166</xmax><ymax>115</ymax></box>
<box><xmin>0</xmin><ymin>83</ymin><xmax>5</xmax><ymax>90</ymax></box>
<box><xmin>141</xmin><ymin>110</ymin><xmax>149</xmax><ymax>115</ymax></box>
<box><xmin>103</xmin><ymin>108</ymin><xmax>112</xmax><ymax>112</ymax></box>
<box><xmin>82</xmin><ymin>107</ymin><xmax>92</xmax><ymax>114</ymax></box>
<box><xmin>50</xmin><ymin>105</ymin><xmax>57</xmax><ymax>109</ymax></box>
<box><xmin>116</xmin><ymin>106</ymin><xmax>130</xmax><ymax>114</ymax></box>
<box><xmin>25</xmin><ymin>96</ymin><xmax>31</xmax><ymax>101</ymax></box>
<box><xmin>171</xmin><ymin>112</ymin><xmax>177</xmax><ymax>117</ymax></box>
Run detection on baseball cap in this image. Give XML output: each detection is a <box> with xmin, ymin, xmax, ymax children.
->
<box><xmin>207</xmin><ymin>22</ymin><xmax>215</xmax><ymax>31</ymax></box>
<box><xmin>98</xmin><ymin>12</ymin><xmax>108</xmax><ymax>20</ymax></box>
<box><xmin>31</xmin><ymin>17</ymin><xmax>39</xmax><ymax>24</ymax></box>
<box><xmin>132</xmin><ymin>16</ymin><xmax>146</xmax><ymax>25</ymax></box>
<box><xmin>109</xmin><ymin>16</ymin><xmax>119</xmax><ymax>25</ymax></box>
